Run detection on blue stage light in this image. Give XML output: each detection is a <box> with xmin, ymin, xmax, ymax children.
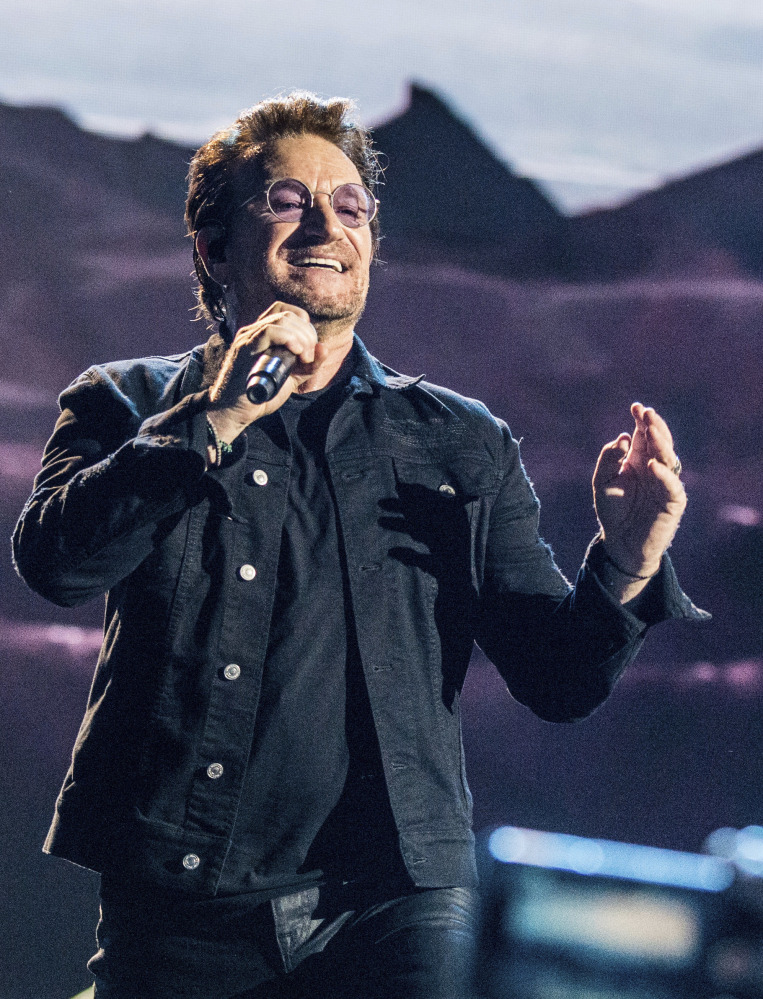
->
<box><xmin>488</xmin><ymin>826</ymin><xmax>734</xmax><ymax>893</ymax></box>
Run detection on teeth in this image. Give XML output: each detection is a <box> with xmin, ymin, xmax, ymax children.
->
<box><xmin>295</xmin><ymin>257</ymin><xmax>343</xmax><ymax>272</ymax></box>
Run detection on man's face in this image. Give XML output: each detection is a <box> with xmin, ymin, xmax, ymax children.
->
<box><xmin>222</xmin><ymin>133</ymin><xmax>374</xmax><ymax>337</ymax></box>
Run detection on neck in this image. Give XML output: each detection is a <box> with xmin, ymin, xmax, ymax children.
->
<box><xmin>296</xmin><ymin>325</ymin><xmax>355</xmax><ymax>393</ymax></box>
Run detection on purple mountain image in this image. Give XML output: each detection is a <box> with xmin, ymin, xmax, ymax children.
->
<box><xmin>1</xmin><ymin>84</ymin><xmax>761</xmax><ymax>998</ymax></box>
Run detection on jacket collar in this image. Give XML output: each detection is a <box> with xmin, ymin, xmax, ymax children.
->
<box><xmin>347</xmin><ymin>335</ymin><xmax>425</xmax><ymax>397</ymax></box>
<box><xmin>188</xmin><ymin>330</ymin><xmax>426</xmax><ymax>401</ymax></box>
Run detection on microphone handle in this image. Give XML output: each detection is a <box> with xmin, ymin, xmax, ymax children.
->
<box><xmin>246</xmin><ymin>346</ymin><xmax>297</xmax><ymax>404</ymax></box>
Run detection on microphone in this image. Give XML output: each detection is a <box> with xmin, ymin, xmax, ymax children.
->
<box><xmin>246</xmin><ymin>345</ymin><xmax>297</xmax><ymax>404</ymax></box>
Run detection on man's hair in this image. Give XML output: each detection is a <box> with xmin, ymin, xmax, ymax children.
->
<box><xmin>185</xmin><ymin>91</ymin><xmax>381</xmax><ymax>328</ymax></box>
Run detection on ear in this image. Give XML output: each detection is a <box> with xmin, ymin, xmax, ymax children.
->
<box><xmin>194</xmin><ymin>223</ymin><xmax>229</xmax><ymax>285</ymax></box>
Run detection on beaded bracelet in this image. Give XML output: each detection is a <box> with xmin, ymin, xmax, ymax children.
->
<box><xmin>206</xmin><ymin>418</ymin><xmax>233</xmax><ymax>467</ymax></box>
<box><xmin>601</xmin><ymin>547</ymin><xmax>658</xmax><ymax>581</ymax></box>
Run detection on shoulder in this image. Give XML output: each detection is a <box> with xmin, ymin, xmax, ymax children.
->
<box><xmin>60</xmin><ymin>346</ymin><xmax>204</xmax><ymax>419</ymax></box>
<box><xmin>415</xmin><ymin>377</ymin><xmax>502</xmax><ymax>425</ymax></box>
<box><xmin>359</xmin><ymin>335</ymin><xmax>516</xmax><ymax>467</ymax></box>
<box><xmin>366</xmin><ymin>343</ymin><xmax>505</xmax><ymax>431</ymax></box>
<box><xmin>381</xmin><ymin>367</ymin><xmax>513</xmax><ymax>453</ymax></box>
<box><xmin>83</xmin><ymin>347</ymin><xmax>201</xmax><ymax>393</ymax></box>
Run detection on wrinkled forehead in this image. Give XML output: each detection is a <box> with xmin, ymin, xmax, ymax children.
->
<box><xmin>235</xmin><ymin>133</ymin><xmax>361</xmax><ymax>200</ymax></box>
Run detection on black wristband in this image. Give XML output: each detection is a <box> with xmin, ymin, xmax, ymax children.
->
<box><xmin>601</xmin><ymin>547</ymin><xmax>658</xmax><ymax>581</ymax></box>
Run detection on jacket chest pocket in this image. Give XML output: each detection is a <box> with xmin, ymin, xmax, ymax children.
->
<box><xmin>386</xmin><ymin>456</ymin><xmax>497</xmax><ymax>569</ymax></box>
<box><xmin>383</xmin><ymin>457</ymin><xmax>495</xmax><ymax>626</ymax></box>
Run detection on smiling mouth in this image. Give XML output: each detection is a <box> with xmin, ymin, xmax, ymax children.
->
<box><xmin>291</xmin><ymin>257</ymin><xmax>345</xmax><ymax>273</ymax></box>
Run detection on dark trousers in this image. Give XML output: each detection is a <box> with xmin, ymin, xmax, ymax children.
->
<box><xmin>89</xmin><ymin>880</ymin><xmax>479</xmax><ymax>999</ymax></box>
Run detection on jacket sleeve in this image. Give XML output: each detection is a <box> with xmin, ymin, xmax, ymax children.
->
<box><xmin>12</xmin><ymin>364</ymin><xmax>210</xmax><ymax>607</ymax></box>
<box><xmin>474</xmin><ymin>421</ymin><xmax>708</xmax><ymax>722</ymax></box>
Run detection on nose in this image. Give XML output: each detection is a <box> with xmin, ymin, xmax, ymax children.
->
<box><xmin>302</xmin><ymin>192</ymin><xmax>344</xmax><ymax>241</ymax></box>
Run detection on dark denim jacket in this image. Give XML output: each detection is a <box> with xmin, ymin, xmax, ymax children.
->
<box><xmin>12</xmin><ymin>335</ymin><xmax>705</xmax><ymax>896</ymax></box>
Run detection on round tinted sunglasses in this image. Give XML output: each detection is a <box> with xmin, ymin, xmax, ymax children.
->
<box><xmin>241</xmin><ymin>178</ymin><xmax>379</xmax><ymax>229</ymax></box>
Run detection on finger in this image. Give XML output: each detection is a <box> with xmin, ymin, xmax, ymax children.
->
<box><xmin>632</xmin><ymin>404</ymin><xmax>675</xmax><ymax>456</ymax></box>
<box><xmin>593</xmin><ymin>435</ymin><xmax>630</xmax><ymax>492</ymax></box>
<box><xmin>261</xmin><ymin>314</ymin><xmax>318</xmax><ymax>362</ymax></box>
<box><xmin>630</xmin><ymin>401</ymin><xmax>647</xmax><ymax>421</ymax></box>
<box><xmin>648</xmin><ymin>457</ymin><xmax>687</xmax><ymax>505</ymax></box>
<box><xmin>263</xmin><ymin>300</ymin><xmax>311</xmax><ymax>324</ymax></box>
<box><xmin>236</xmin><ymin>303</ymin><xmax>315</xmax><ymax>341</ymax></box>
<box><xmin>628</xmin><ymin>402</ymin><xmax>651</xmax><ymax>462</ymax></box>
<box><xmin>236</xmin><ymin>312</ymin><xmax>317</xmax><ymax>363</ymax></box>
<box><xmin>260</xmin><ymin>303</ymin><xmax>315</xmax><ymax>342</ymax></box>
<box><xmin>286</xmin><ymin>342</ymin><xmax>334</xmax><ymax>385</ymax></box>
<box><xmin>235</xmin><ymin>310</ymin><xmax>312</xmax><ymax>342</ymax></box>
<box><xmin>594</xmin><ymin>435</ymin><xmax>629</xmax><ymax>474</ymax></box>
<box><xmin>641</xmin><ymin>409</ymin><xmax>677</xmax><ymax>467</ymax></box>
<box><xmin>628</xmin><ymin>403</ymin><xmax>680</xmax><ymax>475</ymax></box>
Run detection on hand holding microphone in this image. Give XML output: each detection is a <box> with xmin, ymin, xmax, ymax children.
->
<box><xmin>207</xmin><ymin>302</ymin><xmax>318</xmax><ymax>438</ymax></box>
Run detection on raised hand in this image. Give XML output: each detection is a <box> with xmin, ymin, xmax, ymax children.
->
<box><xmin>593</xmin><ymin>403</ymin><xmax>686</xmax><ymax>583</ymax></box>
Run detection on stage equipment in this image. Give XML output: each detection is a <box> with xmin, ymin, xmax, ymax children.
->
<box><xmin>475</xmin><ymin>825</ymin><xmax>763</xmax><ymax>998</ymax></box>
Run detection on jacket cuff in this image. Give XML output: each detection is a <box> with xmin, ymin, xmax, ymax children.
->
<box><xmin>584</xmin><ymin>536</ymin><xmax>711</xmax><ymax>627</ymax></box>
<box><xmin>136</xmin><ymin>388</ymin><xmax>210</xmax><ymax>458</ymax></box>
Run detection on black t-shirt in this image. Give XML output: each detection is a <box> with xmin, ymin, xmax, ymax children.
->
<box><xmin>216</xmin><ymin>372</ymin><xmax>408</xmax><ymax>898</ymax></box>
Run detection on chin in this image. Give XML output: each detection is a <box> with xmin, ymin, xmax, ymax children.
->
<box><xmin>278</xmin><ymin>285</ymin><xmax>367</xmax><ymax>327</ymax></box>
<box><xmin>310</xmin><ymin>298</ymin><xmax>364</xmax><ymax>320</ymax></box>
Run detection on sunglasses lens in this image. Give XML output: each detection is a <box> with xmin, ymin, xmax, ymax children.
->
<box><xmin>264</xmin><ymin>179</ymin><xmax>377</xmax><ymax>227</ymax></box>
<box><xmin>267</xmin><ymin>179</ymin><xmax>311</xmax><ymax>221</ymax></box>
<box><xmin>332</xmin><ymin>184</ymin><xmax>377</xmax><ymax>228</ymax></box>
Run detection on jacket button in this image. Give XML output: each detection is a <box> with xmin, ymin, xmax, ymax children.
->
<box><xmin>182</xmin><ymin>853</ymin><xmax>201</xmax><ymax>871</ymax></box>
<box><xmin>238</xmin><ymin>564</ymin><xmax>256</xmax><ymax>581</ymax></box>
<box><xmin>438</xmin><ymin>483</ymin><xmax>456</xmax><ymax>496</ymax></box>
<box><xmin>223</xmin><ymin>663</ymin><xmax>241</xmax><ymax>680</ymax></box>
<box><xmin>251</xmin><ymin>469</ymin><xmax>269</xmax><ymax>486</ymax></box>
<box><xmin>207</xmin><ymin>762</ymin><xmax>224</xmax><ymax>779</ymax></box>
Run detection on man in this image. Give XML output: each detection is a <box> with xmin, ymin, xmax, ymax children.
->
<box><xmin>13</xmin><ymin>92</ymin><xmax>705</xmax><ymax>999</ymax></box>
